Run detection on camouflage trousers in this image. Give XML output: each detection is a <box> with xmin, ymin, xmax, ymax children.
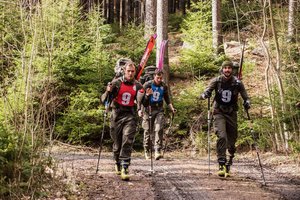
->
<box><xmin>142</xmin><ymin>108</ymin><xmax>165</xmax><ymax>152</ymax></box>
<box><xmin>213</xmin><ymin>111</ymin><xmax>237</xmax><ymax>165</ymax></box>
<box><xmin>110</xmin><ymin>109</ymin><xmax>137</xmax><ymax>166</ymax></box>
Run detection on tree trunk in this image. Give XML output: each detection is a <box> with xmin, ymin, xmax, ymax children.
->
<box><xmin>115</xmin><ymin>0</ymin><xmax>120</xmax><ymax>25</ymax></box>
<box><xmin>287</xmin><ymin>0</ymin><xmax>296</xmax><ymax>42</ymax></box>
<box><xmin>140</xmin><ymin>0</ymin><xmax>145</xmax><ymax>25</ymax></box>
<box><xmin>145</xmin><ymin>0</ymin><xmax>156</xmax><ymax>38</ymax></box>
<box><xmin>169</xmin><ymin>0</ymin><xmax>175</xmax><ymax>13</ymax></box>
<box><xmin>134</xmin><ymin>0</ymin><xmax>140</xmax><ymax>24</ymax></box>
<box><xmin>187</xmin><ymin>0</ymin><xmax>191</xmax><ymax>9</ymax></box>
<box><xmin>120</xmin><ymin>0</ymin><xmax>124</xmax><ymax>28</ymax></box>
<box><xmin>156</xmin><ymin>0</ymin><xmax>169</xmax><ymax>86</ymax></box>
<box><xmin>232</xmin><ymin>0</ymin><xmax>240</xmax><ymax>43</ymax></box>
<box><xmin>108</xmin><ymin>0</ymin><xmax>114</xmax><ymax>23</ymax></box>
<box><xmin>181</xmin><ymin>0</ymin><xmax>186</xmax><ymax>15</ymax></box>
<box><xmin>124</xmin><ymin>0</ymin><xmax>129</xmax><ymax>24</ymax></box>
<box><xmin>103</xmin><ymin>0</ymin><xmax>107</xmax><ymax>20</ymax></box>
<box><xmin>176</xmin><ymin>0</ymin><xmax>180</xmax><ymax>10</ymax></box>
<box><xmin>79</xmin><ymin>0</ymin><xmax>90</xmax><ymax>15</ymax></box>
<box><xmin>212</xmin><ymin>0</ymin><xmax>223</xmax><ymax>54</ymax></box>
<box><xmin>129</xmin><ymin>0</ymin><xmax>134</xmax><ymax>23</ymax></box>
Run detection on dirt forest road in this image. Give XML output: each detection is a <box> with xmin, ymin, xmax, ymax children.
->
<box><xmin>47</xmin><ymin>144</ymin><xmax>300</xmax><ymax>200</ymax></box>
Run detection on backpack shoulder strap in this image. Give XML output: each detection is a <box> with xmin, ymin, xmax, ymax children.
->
<box><xmin>232</xmin><ymin>76</ymin><xmax>241</xmax><ymax>90</ymax></box>
<box><xmin>217</xmin><ymin>76</ymin><xmax>222</xmax><ymax>91</ymax></box>
<box><xmin>112</xmin><ymin>78</ymin><xmax>122</xmax><ymax>96</ymax></box>
<box><xmin>144</xmin><ymin>80</ymin><xmax>153</xmax><ymax>88</ymax></box>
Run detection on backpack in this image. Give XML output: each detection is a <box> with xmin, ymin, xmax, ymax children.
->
<box><xmin>232</xmin><ymin>61</ymin><xmax>240</xmax><ymax>76</ymax></box>
<box><xmin>140</xmin><ymin>65</ymin><xmax>157</xmax><ymax>84</ymax></box>
<box><xmin>114</xmin><ymin>58</ymin><xmax>132</xmax><ymax>78</ymax></box>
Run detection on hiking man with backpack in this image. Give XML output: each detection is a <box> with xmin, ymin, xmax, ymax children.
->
<box><xmin>101</xmin><ymin>60</ymin><xmax>144</xmax><ymax>181</ymax></box>
<box><xmin>141</xmin><ymin>69</ymin><xmax>176</xmax><ymax>160</ymax></box>
<box><xmin>199</xmin><ymin>60</ymin><xmax>250</xmax><ymax>177</ymax></box>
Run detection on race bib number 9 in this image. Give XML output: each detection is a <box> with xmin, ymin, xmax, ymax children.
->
<box><xmin>152</xmin><ymin>91</ymin><xmax>160</xmax><ymax>102</ymax></box>
<box><xmin>221</xmin><ymin>90</ymin><xmax>232</xmax><ymax>103</ymax></box>
<box><xmin>121</xmin><ymin>92</ymin><xmax>131</xmax><ymax>105</ymax></box>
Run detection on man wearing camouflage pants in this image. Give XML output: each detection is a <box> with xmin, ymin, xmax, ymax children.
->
<box><xmin>199</xmin><ymin>61</ymin><xmax>250</xmax><ymax>177</ymax></box>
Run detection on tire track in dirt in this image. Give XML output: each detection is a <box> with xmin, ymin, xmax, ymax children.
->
<box><xmin>48</xmin><ymin>145</ymin><xmax>300</xmax><ymax>200</ymax></box>
<box><xmin>148</xmin><ymin>158</ymin><xmax>280</xmax><ymax>200</ymax></box>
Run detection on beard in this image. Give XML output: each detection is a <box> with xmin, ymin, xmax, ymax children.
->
<box><xmin>223</xmin><ymin>72</ymin><xmax>232</xmax><ymax>78</ymax></box>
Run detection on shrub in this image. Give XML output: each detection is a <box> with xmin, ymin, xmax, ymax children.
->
<box><xmin>114</xmin><ymin>24</ymin><xmax>156</xmax><ymax>66</ymax></box>
<box><xmin>0</xmin><ymin>123</ymin><xmax>49</xmax><ymax>198</ymax></box>
<box><xmin>55</xmin><ymin>89</ymin><xmax>106</xmax><ymax>145</ymax></box>
<box><xmin>180</xmin><ymin>1</ymin><xmax>220</xmax><ymax>76</ymax></box>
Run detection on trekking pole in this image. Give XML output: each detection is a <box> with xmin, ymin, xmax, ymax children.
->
<box><xmin>148</xmin><ymin>105</ymin><xmax>154</xmax><ymax>173</ymax></box>
<box><xmin>162</xmin><ymin>112</ymin><xmax>175</xmax><ymax>158</ymax></box>
<box><xmin>246</xmin><ymin>109</ymin><xmax>266</xmax><ymax>186</ymax></box>
<box><xmin>96</xmin><ymin>96</ymin><xmax>110</xmax><ymax>174</ymax></box>
<box><xmin>207</xmin><ymin>97</ymin><xmax>212</xmax><ymax>176</ymax></box>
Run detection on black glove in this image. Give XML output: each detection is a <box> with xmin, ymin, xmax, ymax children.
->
<box><xmin>243</xmin><ymin>100</ymin><xmax>251</xmax><ymax>110</ymax></box>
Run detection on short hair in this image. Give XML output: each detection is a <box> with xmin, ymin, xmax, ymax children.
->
<box><xmin>154</xmin><ymin>69</ymin><xmax>164</xmax><ymax>76</ymax></box>
<box><xmin>124</xmin><ymin>61</ymin><xmax>136</xmax><ymax>70</ymax></box>
<box><xmin>221</xmin><ymin>61</ymin><xmax>233</xmax><ymax>68</ymax></box>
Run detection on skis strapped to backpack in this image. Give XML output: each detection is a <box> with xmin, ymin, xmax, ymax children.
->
<box><xmin>140</xmin><ymin>40</ymin><xmax>168</xmax><ymax>84</ymax></box>
<box><xmin>136</xmin><ymin>34</ymin><xmax>157</xmax><ymax>80</ymax></box>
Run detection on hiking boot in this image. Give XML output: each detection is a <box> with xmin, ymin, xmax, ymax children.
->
<box><xmin>227</xmin><ymin>155</ymin><xmax>234</xmax><ymax>166</ymax></box>
<box><xmin>218</xmin><ymin>164</ymin><xmax>227</xmax><ymax>177</ymax></box>
<box><xmin>115</xmin><ymin>163</ymin><xmax>121</xmax><ymax>175</ymax></box>
<box><xmin>121</xmin><ymin>166</ymin><xmax>130</xmax><ymax>181</ymax></box>
<box><xmin>144</xmin><ymin>150</ymin><xmax>150</xmax><ymax>160</ymax></box>
<box><xmin>225</xmin><ymin>165</ymin><xmax>230</xmax><ymax>177</ymax></box>
<box><xmin>155</xmin><ymin>151</ymin><xmax>162</xmax><ymax>160</ymax></box>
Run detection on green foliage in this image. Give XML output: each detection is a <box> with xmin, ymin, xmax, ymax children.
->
<box><xmin>221</xmin><ymin>0</ymin><xmax>262</xmax><ymax>32</ymax></box>
<box><xmin>237</xmin><ymin>117</ymin><xmax>272</xmax><ymax>151</ymax></box>
<box><xmin>1</xmin><ymin>0</ymin><xmax>114</xmax><ymax>197</ymax></box>
<box><xmin>283</xmin><ymin>71</ymin><xmax>300</xmax><ymax>156</ymax></box>
<box><xmin>180</xmin><ymin>1</ymin><xmax>219</xmax><ymax>76</ymax></box>
<box><xmin>168</xmin><ymin>13</ymin><xmax>185</xmax><ymax>32</ymax></box>
<box><xmin>55</xmin><ymin>89</ymin><xmax>105</xmax><ymax>144</ymax></box>
<box><xmin>172</xmin><ymin>80</ymin><xmax>205</xmax><ymax>138</ymax></box>
<box><xmin>114</xmin><ymin>24</ymin><xmax>156</xmax><ymax>66</ymax></box>
<box><xmin>51</xmin><ymin>4</ymin><xmax>113</xmax><ymax>92</ymax></box>
<box><xmin>241</xmin><ymin>61</ymin><xmax>255</xmax><ymax>77</ymax></box>
<box><xmin>236</xmin><ymin>95</ymin><xmax>274</xmax><ymax>152</ymax></box>
<box><xmin>0</xmin><ymin>123</ymin><xmax>49</xmax><ymax>198</ymax></box>
<box><xmin>0</xmin><ymin>2</ymin><xmax>22</xmax><ymax>93</ymax></box>
<box><xmin>173</xmin><ymin>81</ymin><xmax>201</xmax><ymax>124</ymax></box>
<box><xmin>289</xmin><ymin>140</ymin><xmax>300</xmax><ymax>162</ymax></box>
<box><xmin>0</xmin><ymin>125</ymin><xmax>18</xmax><ymax>189</ymax></box>
<box><xmin>194</xmin><ymin>131</ymin><xmax>208</xmax><ymax>152</ymax></box>
<box><xmin>43</xmin><ymin>2</ymin><xmax>115</xmax><ymax>144</ymax></box>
